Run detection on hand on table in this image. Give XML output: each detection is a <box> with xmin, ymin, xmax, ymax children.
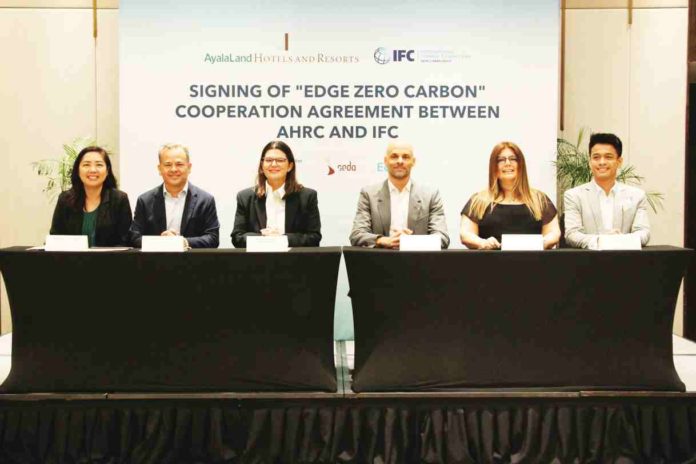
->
<box><xmin>479</xmin><ymin>236</ymin><xmax>500</xmax><ymax>250</ymax></box>
<box><xmin>376</xmin><ymin>228</ymin><xmax>413</xmax><ymax>249</ymax></box>
<box><xmin>261</xmin><ymin>227</ymin><xmax>282</xmax><ymax>236</ymax></box>
<box><xmin>161</xmin><ymin>229</ymin><xmax>189</xmax><ymax>249</ymax></box>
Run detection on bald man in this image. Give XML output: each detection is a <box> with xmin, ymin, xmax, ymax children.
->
<box><xmin>349</xmin><ymin>142</ymin><xmax>449</xmax><ymax>249</ymax></box>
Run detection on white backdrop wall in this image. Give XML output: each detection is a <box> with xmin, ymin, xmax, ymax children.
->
<box><xmin>120</xmin><ymin>0</ymin><xmax>560</xmax><ymax>339</ymax></box>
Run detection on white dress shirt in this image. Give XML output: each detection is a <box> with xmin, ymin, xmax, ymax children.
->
<box><xmin>265</xmin><ymin>182</ymin><xmax>286</xmax><ymax>234</ymax></box>
<box><xmin>388</xmin><ymin>179</ymin><xmax>411</xmax><ymax>233</ymax></box>
<box><xmin>591</xmin><ymin>179</ymin><xmax>617</xmax><ymax>232</ymax></box>
<box><xmin>164</xmin><ymin>182</ymin><xmax>188</xmax><ymax>234</ymax></box>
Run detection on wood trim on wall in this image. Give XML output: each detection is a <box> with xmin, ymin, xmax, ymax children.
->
<box><xmin>0</xmin><ymin>1</ymin><xmax>687</xmax><ymax>10</ymax></box>
<box><xmin>566</xmin><ymin>0</ymin><xmax>686</xmax><ymax>8</ymax></box>
<box><xmin>0</xmin><ymin>1</ymin><xmax>117</xmax><ymax>8</ymax></box>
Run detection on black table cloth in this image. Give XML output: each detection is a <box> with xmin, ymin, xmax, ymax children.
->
<box><xmin>344</xmin><ymin>246</ymin><xmax>691</xmax><ymax>392</ymax></box>
<box><xmin>0</xmin><ymin>247</ymin><xmax>341</xmax><ymax>393</ymax></box>
<box><xmin>1</xmin><ymin>398</ymin><xmax>696</xmax><ymax>464</ymax></box>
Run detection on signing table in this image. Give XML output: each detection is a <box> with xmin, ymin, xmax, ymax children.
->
<box><xmin>344</xmin><ymin>246</ymin><xmax>691</xmax><ymax>392</ymax></box>
<box><xmin>0</xmin><ymin>247</ymin><xmax>341</xmax><ymax>393</ymax></box>
<box><xmin>0</xmin><ymin>246</ymin><xmax>694</xmax><ymax>463</ymax></box>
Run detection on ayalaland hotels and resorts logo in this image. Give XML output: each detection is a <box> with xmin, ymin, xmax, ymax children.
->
<box><xmin>204</xmin><ymin>52</ymin><xmax>360</xmax><ymax>64</ymax></box>
<box><xmin>204</xmin><ymin>34</ymin><xmax>360</xmax><ymax>65</ymax></box>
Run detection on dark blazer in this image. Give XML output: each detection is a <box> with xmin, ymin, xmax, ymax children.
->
<box><xmin>50</xmin><ymin>188</ymin><xmax>132</xmax><ymax>246</ymax></box>
<box><xmin>231</xmin><ymin>187</ymin><xmax>321</xmax><ymax>248</ymax></box>
<box><xmin>129</xmin><ymin>183</ymin><xmax>220</xmax><ymax>248</ymax></box>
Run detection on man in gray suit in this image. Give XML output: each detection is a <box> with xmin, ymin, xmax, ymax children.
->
<box><xmin>349</xmin><ymin>142</ymin><xmax>449</xmax><ymax>249</ymax></box>
<box><xmin>564</xmin><ymin>133</ymin><xmax>650</xmax><ymax>249</ymax></box>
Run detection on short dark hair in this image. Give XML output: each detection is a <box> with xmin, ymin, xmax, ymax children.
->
<box><xmin>255</xmin><ymin>140</ymin><xmax>303</xmax><ymax>198</ymax></box>
<box><xmin>589</xmin><ymin>133</ymin><xmax>622</xmax><ymax>157</ymax></box>
<box><xmin>66</xmin><ymin>146</ymin><xmax>118</xmax><ymax>209</ymax></box>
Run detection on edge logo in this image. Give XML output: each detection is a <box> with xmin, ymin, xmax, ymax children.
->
<box><xmin>374</xmin><ymin>47</ymin><xmax>415</xmax><ymax>64</ymax></box>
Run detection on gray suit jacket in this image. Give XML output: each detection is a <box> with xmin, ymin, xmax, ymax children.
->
<box><xmin>563</xmin><ymin>181</ymin><xmax>650</xmax><ymax>249</ymax></box>
<box><xmin>349</xmin><ymin>180</ymin><xmax>450</xmax><ymax>249</ymax></box>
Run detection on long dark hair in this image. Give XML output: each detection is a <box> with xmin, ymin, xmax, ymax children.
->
<box><xmin>65</xmin><ymin>146</ymin><xmax>118</xmax><ymax>209</ymax></box>
<box><xmin>468</xmin><ymin>141</ymin><xmax>548</xmax><ymax>221</ymax></box>
<box><xmin>255</xmin><ymin>140</ymin><xmax>303</xmax><ymax>198</ymax></box>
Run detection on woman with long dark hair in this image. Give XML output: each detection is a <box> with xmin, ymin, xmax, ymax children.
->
<box><xmin>460</xmin><ymin>141</ymin><xmax>560</xmax><ymax>249</ymax></box>
<box><xmin>49</xmin><ymin>146</ymin><xmax>132</xmax><ymax>246</ymax></box>
<box><xmin>231</xmin><ymin>140</ymin><xmax>321</xmax><ymax>247</ymax></box>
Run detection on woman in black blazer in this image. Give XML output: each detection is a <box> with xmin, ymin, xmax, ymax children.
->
<box><xmin>231</xmin><ymin>141</ymin><xmax>321</xmax><ymax>247</ymax></box>
<box><xmin>50</xmin><ymin>146</ymin><xmax>132</xmax><ymax>247</ymax></box>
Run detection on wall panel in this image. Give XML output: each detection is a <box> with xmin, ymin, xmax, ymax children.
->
<box><xmin>628</xmin><ymin>8</ymin><xmax>686</xmax><ymax>246</ymax></box>
<box><xmin>0</xmin><ymin>9</ymin><xmax>99</xmax><ymax>332</ymax></box>
<box><xmin>563</xmin><ymin>10</ymin><xmax>631</xmax><ymax>153</ymax></box>
<box><xmin>563</xmin><ymin>7</ymin><xmax>687</xmax><ymax>334</ymax></box>
<box><xmin>96</xmin><ymin>9</ymin><xmax>119</xmax><ymax>176</ymax></box>
<box><xmin>629</xmin><ymin>8</ymin><xmax>687</xmax><ymax>333</ymax></box>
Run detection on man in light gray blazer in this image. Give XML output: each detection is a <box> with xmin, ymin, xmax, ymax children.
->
<box><xmin>564</xmin><ymin>133</ymin><xmax>650</xmax><ymax>249</ymax></box>
<box><xmin>350</xmin><ymin>142</ymin><xmax>449</xmax><ymax>249</ymax></box>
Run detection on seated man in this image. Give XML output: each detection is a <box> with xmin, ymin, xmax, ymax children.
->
<box><xmin>564</xmin><ymin>132</ymin><xmax>650</xmax><ymax>249</ymax></box>
<box><xmin>349</xmin><ymin>141</ymin><xmax>449</xmax><ymax>249</ymax></box>
<box><xmin>129</xmin><ymin>143</ymin><xmax>220</xmax><ymax>248</ymax></box>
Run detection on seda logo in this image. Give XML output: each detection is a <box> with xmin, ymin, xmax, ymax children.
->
<box><xmin>327</xmin><ymin>162</ymin><xmax>357</xmax><ymax>175</ymax></box>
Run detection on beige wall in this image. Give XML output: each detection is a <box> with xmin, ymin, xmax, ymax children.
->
<box><xmin>0</xmin><ymin>1</ymin><xmax>689</xmax><ymax>334</ymax></box>
<box><xmin>0</xmin><ymin>5</ymin><xmax>118</xmax><ymax>333</ymax></box>
<box><xmin>561</xmin><ymin>6</ymin><xmax>688</xmax><ymax>333</ymax></box>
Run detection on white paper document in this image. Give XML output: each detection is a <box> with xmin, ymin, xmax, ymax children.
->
<box><xmin>399</xmin><ymin>234</ymin><xmax>441</xmax><ymax>251</ymax></box>
<box><xmin>501</xmin><ymin>234</ymin><xmax>544</xmax><ymax>251</ymax></box>
<box><xmin>246</xmin><ymin>235</ymin><xmax>289</xmax><ymax>252</ymax></box>
<box><xmin>141</xmin><ymin>236</ymin><xmax>187</xmax><ymax>252</ymax></box>
<box><xmin>597</xmin><ymin>234</ymin><xmax>641</xmax><ymax>250</ymax></box>
<box><xmin>45</xmin><ymin>235</ymin><xmax>89</xmax><ymax>251</ymax></box>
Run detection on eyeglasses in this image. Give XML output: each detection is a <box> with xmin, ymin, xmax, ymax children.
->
<box><xmin>263</xmin><ymin>158</ymin><xmax>289</xmax><ymax>165</ymax></box>
<box><xmin>497</xmin><ymin>156</ymin><xmax>518</xmax><ymax>164</ymax></box>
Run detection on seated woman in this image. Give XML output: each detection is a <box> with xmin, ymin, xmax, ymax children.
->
<box><xmin>460</xmin><ymin>141</ymin><xmax>560</xmax><ymax>249</ymax></box>
<box><xmin>231</xmin><ymin>140</ymin><xmax>321</xmax><ymax>247</ymax></box>
<box><xmin>50</xmin><ymin>146</ymin><xmax>132</xmax><ymax>246</ymax></box>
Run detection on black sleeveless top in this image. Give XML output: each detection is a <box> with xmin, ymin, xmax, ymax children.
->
<box><xmin>461</xmin><ymin>194</ymin><xmax>557</xmax><ymax>242</ymax></box>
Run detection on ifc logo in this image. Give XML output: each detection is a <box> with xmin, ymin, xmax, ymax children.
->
<box><xmin>374</xmin><ymin>47</ymin><xmax>391</xmax><ymax>65</ymax></box>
